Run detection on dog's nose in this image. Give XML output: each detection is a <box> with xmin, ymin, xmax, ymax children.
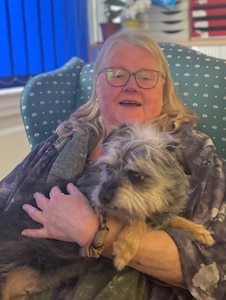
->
<box><xmin>99</xmin><ymin>188</ymin><xmax>115</xmax><ymax>204</ymax></box>
<box><xmin>98</xmin><ymin>181</ymin><xmax>118</xmax><ymax>204</ymax></box>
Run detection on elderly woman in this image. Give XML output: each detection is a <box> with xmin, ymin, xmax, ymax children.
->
<box><xmin>1</xmin><ymin>28</ymin><xmax>225</xmax><ymax>299</ymax></box>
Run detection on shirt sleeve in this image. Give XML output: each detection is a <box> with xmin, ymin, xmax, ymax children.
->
<box><xmin>0</xmin><ymin>134</ymin><xmax>60</xmax><ymax>213</ymax></box>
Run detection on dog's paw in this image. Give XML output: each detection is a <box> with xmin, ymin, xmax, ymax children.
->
<box><xmin>191</xmin><ymin>225</ymin><xmax>215</xmax><ymax>246</ymax></box>
<box><xmin>113</xmin><ymin>241</ymin><xmax>132</xmax><ymax>271</ymax></box>
<box><xmin>169</xmin><ymin>217</ymin><xmax>215</xmax><ymax>246</ymax></box>
<box><xmin>113</xmin><ymin>256</ymin><xmax>127</xmax><ymax>271</ymax></box>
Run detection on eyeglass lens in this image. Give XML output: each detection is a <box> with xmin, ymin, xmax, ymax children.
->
<box><xmin>105</xmin><ymin>68</ymin><xmax>160</xmax><ymax>89</ymax></box>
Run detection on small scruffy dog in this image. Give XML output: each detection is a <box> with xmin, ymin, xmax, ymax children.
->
<box><xmin>0</xmin><ymin>123</ymin><xmax>214</xmax><ymax>300</ymax></box>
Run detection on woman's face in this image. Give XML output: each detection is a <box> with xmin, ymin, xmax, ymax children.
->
<box><xmin>96</xmin><ymin>42</ymin><xmax>165</xmax><ymax>135</ymax></box>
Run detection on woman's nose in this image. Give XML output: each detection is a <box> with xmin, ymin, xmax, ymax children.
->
<box><xmin>124</xmin><ymin>74</ymin><xmax>139</xmax><ymax>90</ymax></box>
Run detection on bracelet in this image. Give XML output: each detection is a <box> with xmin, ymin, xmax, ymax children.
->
<box><xmin>79</xmin><ymin>210</ymin><xmax>109</xmax><ymax>258</ymax></box>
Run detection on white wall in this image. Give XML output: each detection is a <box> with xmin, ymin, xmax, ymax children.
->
<box><xmin>0</xmin><ymin>87</ymin><xmax>30</xmax><ymax>180</ymax></box>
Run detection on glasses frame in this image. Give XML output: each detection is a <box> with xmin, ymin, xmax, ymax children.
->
<box><xmin>98</xmin><ymin>67</ymin><xmax>165</xmax><ymax>90</ymax></box>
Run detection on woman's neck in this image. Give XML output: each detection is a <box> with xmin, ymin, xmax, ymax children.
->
<box><xmin>89</xmin><ymin>144</ymin><xmax>103</xmax><ymax>161</ymax></box>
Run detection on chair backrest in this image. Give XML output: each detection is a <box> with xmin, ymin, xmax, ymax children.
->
<box><xmin>20</xmin><ymin>57</ymin><xmax>85</xmax><ymax>147</ymax></box>
<box><xmin>20</xmin><ymin>43</ymin><xmax>226</xmax><ymax>159</ymax></box>
<box><xmin>160</xmin><ymin>43</ymin><xmax>226</xmax><ymax>159</ymax></box>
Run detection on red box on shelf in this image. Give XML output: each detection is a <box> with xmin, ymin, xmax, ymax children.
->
<box><xmin>191</xmin><ymin>0</ymin><xmax>226</xmax><ymax>8</ymax></box>
<box><xmin>191</xmin><ymin>8</ymin><xmax>226</xmax><ymax>18</ymax></box>
<box><xmin>190</xmin><ymin>1</ymin><xmax>226</xmax><ymax>39</ymax></box>
<box><xmin>192</xmin><ymin>29</ymin><xmax>226</xmax><ymax>38</ymax></box>
<box><xmin>192</xmin><ymin>19</ymin><xmax>226</xmax><ymax>29</ymax></box>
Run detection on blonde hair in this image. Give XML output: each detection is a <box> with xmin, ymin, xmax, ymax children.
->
<box><xmin>57</xmin><ymin>28</ymin><xmax>197</xmax><ymax>138</ymax></box>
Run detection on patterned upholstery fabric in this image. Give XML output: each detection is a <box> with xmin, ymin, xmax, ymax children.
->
<box><xmin>20</xmin><ymin>57</ymin><xmax>85</xmax><ymax>147</ymax></box>
<box><xmin>160</xmin><ymin>43</ymin><xmax>226</xmax><ymax>160</ymax></box>
<box><xmin>20</xmin><ymin>43</ymin><xmax>226</xmax><ymax>159</ymax></box>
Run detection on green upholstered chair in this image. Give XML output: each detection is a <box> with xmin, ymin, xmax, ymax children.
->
<box><xmin>20</xmin><ymin>43</ymin><xmax>226</xmax><ymax>159</ymax></box>
<box><xmin>20</xmin><ymin>57</ymin><xmax>86</xmax><ymax>147</ymax></box>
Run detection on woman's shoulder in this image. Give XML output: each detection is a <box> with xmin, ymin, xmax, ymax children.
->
<box><xmin>174</xmin><ymin>124</ymin><xmax>216</xmax><ymax>160</ymax></box>
<box><xmin>0</xmin><ymin>133</ymin><xmax>71</xmax><ymax>212</ymax></box>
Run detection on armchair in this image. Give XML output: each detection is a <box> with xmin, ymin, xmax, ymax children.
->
<box><xmin>20</xmin><ymin>43</ymin><xmax>226</xmax><ymax>159</ymax></box>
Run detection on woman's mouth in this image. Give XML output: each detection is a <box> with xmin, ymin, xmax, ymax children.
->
<box><xmin>119</xmin><ymin>100</ymin><xmax>141</xmax><ymax>107</ymax></box>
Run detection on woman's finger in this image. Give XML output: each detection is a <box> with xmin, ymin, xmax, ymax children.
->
<box><xmin>21</xmin><ymin>227</ymin><xmax>47</xmax><ymax>238</ymax></box>
<box><xmin>49</xmin><ymin>185</ymin><xmax>63</xmax><ymax>198</ymax></box>
<box><xmin>34</xmin><ymin>192</ymin><xmax>49</xmax><ymax>211</ymax></box>
<box><xmin>22</xmin><ymin>203</ymin><xmax>43</xmax><ymax>224</ymax></box>
<box><xmin>66</xmin><ymin>182</ymin><xmax>80</xmax><ymax>195</ymax></box>
<box><xmin>67</xmin><ymin>183</ymin><xmax>91</xmax><ymax>206</ymax></box>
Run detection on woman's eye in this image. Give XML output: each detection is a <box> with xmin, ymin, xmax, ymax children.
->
<box><xmin>114</xmin><ymin>74</ymin><xmax>123</xmax><ymax>78</ymax></box>
<box><xmin>140</xmin><ymin>76</ymin><xmax>149</xmax><ymax>81</ymax></box>
<box><xmin>113</xmin><ymin>72</ymin><xmax>125</xmax><ymax>78</ymax></box>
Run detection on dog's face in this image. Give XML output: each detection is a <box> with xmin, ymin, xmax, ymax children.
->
<box><xmin>91</xmin><ymin>123</ymin><xmax>190</xmax><ymax>224</ymax></box>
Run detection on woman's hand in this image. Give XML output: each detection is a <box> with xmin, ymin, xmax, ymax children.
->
<box><xmin>21</xmin><ymin>183</ymin><xmax>99</xmax><ymax>247</ymax></box>
<box><xmin>21</xmin><ymin>183</ymin><xmax>185</xmax><ymax>287</ymax></box>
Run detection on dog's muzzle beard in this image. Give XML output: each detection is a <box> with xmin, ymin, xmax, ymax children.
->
<box><xmin>91</xmin><ymin>167</ymin><xmax>138</xmax><ymax>223</ymax></box>
<box><xmin>91</xmin><ymin>175</ymin><xmax>127</xmax><ymax>220</ymax></box>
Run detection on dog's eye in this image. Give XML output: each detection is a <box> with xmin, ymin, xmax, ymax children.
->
<box><xmin>127</xmin><ymin>170</ymin><xmax>144</xmax><ymax>184</ymax></box>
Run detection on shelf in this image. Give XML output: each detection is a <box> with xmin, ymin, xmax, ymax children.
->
<box><xmin>179</xmin><ymin>39</ymin><xmax>226</xmax><ymax>47</ymax></box>
<box><xmin>89</xmin><ymin>39</ymin><xmax>226</xmax><ymax>62</ymax></box>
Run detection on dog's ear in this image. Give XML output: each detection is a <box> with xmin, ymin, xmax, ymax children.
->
<box><xmin>166</xmin><ymin>142</ymin><xmax>192</xmax><ymax>175</ymax></box>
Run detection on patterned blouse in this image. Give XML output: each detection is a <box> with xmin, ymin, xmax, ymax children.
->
<box><xmin>0</xmin><ymin>124</ymin><xmax>225</xmax><ymax>300</ymax></box>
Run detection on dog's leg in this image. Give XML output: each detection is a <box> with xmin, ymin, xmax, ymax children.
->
<box><xmin>2</xmin><ymin>266</ymin><xmax>42</xmax><ymax>300</ymax></box>
<box><xmin>168</xmin><ymin>216</ymin><xmax>215</xmax><ymax>246</ymax></box>
<box><xmin>113</xmin><ymin>220</ymin><xmax>147</xmax><ymax>270</ymax></box>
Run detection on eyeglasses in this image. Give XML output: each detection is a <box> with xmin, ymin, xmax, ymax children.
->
<box><xmin>98</xmin><ymin>67</ymin><xmax>165</xmax><ymax>89</ymax></box>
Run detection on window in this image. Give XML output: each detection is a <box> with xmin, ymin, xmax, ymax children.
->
<box><xmin>0</xmin><ymin>0</ymin><xmax>89</xmax><ymax>88</ymax></box>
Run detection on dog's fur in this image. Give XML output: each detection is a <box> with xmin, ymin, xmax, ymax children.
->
<box><xmin>0</xmin><ymin>123</ymin><xmax>214</xmax><ymax>299</ymax></box>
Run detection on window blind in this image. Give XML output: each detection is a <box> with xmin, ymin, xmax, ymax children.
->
<box><xmin>0</xmin><ymin>0</ymin><xmax>89</xmax><ymax>88</ymax></box>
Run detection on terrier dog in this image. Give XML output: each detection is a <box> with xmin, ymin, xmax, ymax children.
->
<box><xmin>0</xmin><ymin>123</ymin><xmax>214</xmax><ymax>300</ymax></box>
